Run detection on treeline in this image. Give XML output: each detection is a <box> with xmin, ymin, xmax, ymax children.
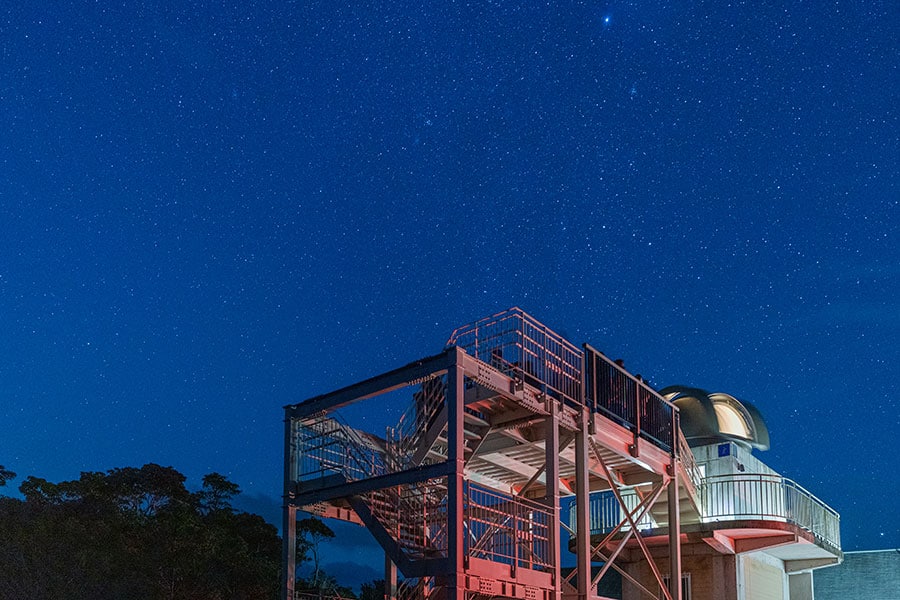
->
<box><xmin>0</xmin><ymin>463</ymin><xmax>286</xmax><ymax>599</ymax></box>
<box><xmin>0</xmin><ymin>463</ymin><xmax>279</xmax><ymax>599</ymax></box>
<box><xmin>0</xmin><ymin>463</ymin><xmax>380</xmax><ymax>599</ymax></box>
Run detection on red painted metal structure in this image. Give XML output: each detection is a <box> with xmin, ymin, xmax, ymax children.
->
<box><xmin>282</xmin><ymin>308</ymin><xmax>698</xmax><ymax>600</ymax></box>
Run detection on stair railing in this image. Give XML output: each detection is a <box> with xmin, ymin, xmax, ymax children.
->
<box><xmin>386</xmin><ymin>375</ymin><xmax>447</xmax><ymax>470</ymax></box>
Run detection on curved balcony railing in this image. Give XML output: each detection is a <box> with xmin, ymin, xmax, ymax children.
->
<box><xmin>700</xmin><ymin>474</ymin><xmax>841</xmax><ymax>549</ymax></box>
<box><xmin>570</xmin><ymin>473</ymin><xmax>841</xmax><ymax>551</ymax></box>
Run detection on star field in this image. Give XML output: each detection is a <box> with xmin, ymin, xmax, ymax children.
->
<box><xmin>0</xmin><ymin>0</ymin><xmax>897</xmax><ymax>585</ymax></box>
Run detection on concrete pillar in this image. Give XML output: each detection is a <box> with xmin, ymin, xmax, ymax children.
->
<box><xmin>789</xmin><ymin>572</ymin><xmax>814</xmax><ymax>600</ymax></box>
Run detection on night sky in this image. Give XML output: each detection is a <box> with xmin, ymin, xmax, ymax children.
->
<box><xmin>1</xmin><ymin>0</ymin><xmax>897</xmax><ymax>586</ymax></box>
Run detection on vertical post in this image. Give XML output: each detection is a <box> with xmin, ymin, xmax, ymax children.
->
<box><xmin>446</xmin><ymin>348</ymin><xmax>467</xmax><ymax>600</ymax></box>
<box><xmin>545</xmin><ymin>399</ymin><xmax>561</xmax><ymax>600</ymax></box>
<box><xmin>633</xmin><ymin>379</ymin><xmax>641</xmax><ymax>455</ymax></box>
<box><xmin>574</xmin><ymin>407</ymin><xmax>591</xmax><ymax>600</ymax></box>
<box><xmin>282</xmin><ymin>413</ymin><xmax>297</xmax><ymax>600</ymax></box>
<box><xmin>283</xmin><ymin>505</ymin><xmax>296</xmax><ymax>600</ymax></box>
<box><xmin>668</xmin><ymin>411</ymin><xmax>682</xmax><ymax>600</ymax></box>
<box><xmin>384</xmin><ymin>555</ymin><xmax>398</xmax><ymax>600</ymax></box>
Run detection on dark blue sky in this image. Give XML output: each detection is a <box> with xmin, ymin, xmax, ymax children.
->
<box><xmin>1</xmin><ymin>0</ymin><xmax>897</xmax><ymax>584</ymax></box>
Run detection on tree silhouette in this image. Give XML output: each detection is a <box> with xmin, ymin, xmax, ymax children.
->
<box><xmin>0</xmin><ymin>464</ymin><xmax>280</xmax><ymax>600</ymax></box>
<box><xmin>197</xmin><ymin>472</ymin><xmax>241</xmax><ymax>513</ymax></box>
<box><xmin>297</xmin><ymin>516</ymin><xmax>335</xmax><ymax>589</ymax></box>
<box><xmin>0</xmin><ymin>467</ymin><xmax>15</xmax><ymax>488</ymax></box>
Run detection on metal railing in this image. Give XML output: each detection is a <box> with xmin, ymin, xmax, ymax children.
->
<box><xmin>394</xmin><ymin>479</ymin><xmax>449</xmax><ymax>558</ymax></box>
<box><xmin>294</xmin><ymin>591</ymin><xmax>356</xmax><ymax>600</ymax></box>
<box><xmin>397</xmin><ymin>577</ymin><xmax>443</xmax><ymax>600</ymax></box>
<box><xmin>570</xmin><ymin>473</ymin><xmax>841</xmax><ymax>551</ymax></box>
<box><xmin>701</xmin><ymin>474</ymin><xmax>841</xmax><ymax>549</ymax></box>
<box><xmin>584</xmin><ymin>344</ymin><xmax>676</xmax><ymax>452</ymax></box>
<box><xmin>678</xmin><ymin>432</ymin><xmax>703</xmax><ymax>492</ymax></box>
<box><xmin>295</xmin><ymin>413</ymin><xmax>386</xmax><ymax>483</ymax></box>
<box><xmin>569</xmin><ymin>488</ymin><xmax>657</xmax><ymax>536</ymax></box>
<box><xmin>448</xmin><ymin>310</ymin><xmax>686</xmax><ymax>461</ymax></box>
<box><xmin>465</xmin><ymin>481</ymin><xmax>553</xmax><ymax>570</ymax></box>
<box><xmin>386</xmin><ymin>375</ymin><xmax>447</xmax><ymax>470</ymax></box>
<box><xmin>447</xmin><ymin>307</ymin><xmax>583</xmax><ymax>407</ymax></box>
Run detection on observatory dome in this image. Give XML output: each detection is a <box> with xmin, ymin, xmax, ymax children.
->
<box><xmin>660</xmin><ymin>386</ymin><xmax>770</xmax><ymax>451</ymax></box>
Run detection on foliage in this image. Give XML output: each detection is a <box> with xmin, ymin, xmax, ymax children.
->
<box><xmin>0</xmin><ymin>466</ymin><xmax>14</xmax><ymax>487</ymax></box>
<box><xmin>197</xmin><ymin>472</ymin><xmax>242</xmax><ymax>514</ymax></box>
<box><xmin>359</xmin><ymin>579</ymin><xmax>386</xmax><ymax>600</ymax></box>
<box><xmin>0</xmin><ymin>464</ymin><xmax>280</xmax><ymax>600</ymax></box>
<box><xmin>296</xmin><ymin>516</ymin><xmax>336</xmax><ymax>589</ymax></box>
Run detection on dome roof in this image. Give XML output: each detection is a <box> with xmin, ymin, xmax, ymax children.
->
<box><xmin>660</xmin><ymin>386</ymin><xmax>770</xmax><ymax>451</ymax></box>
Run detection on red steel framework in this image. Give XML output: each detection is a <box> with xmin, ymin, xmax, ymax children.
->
<box><xmin>283</xmin><ymin>308</ymin><xmax>700</xmax><ymax>600</ymax></box>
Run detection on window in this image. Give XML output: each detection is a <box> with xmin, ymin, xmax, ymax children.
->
<box><xmin>662</xmin><ymin>573</ymin><xmax>691</xmax><ymax>600</ymax></box>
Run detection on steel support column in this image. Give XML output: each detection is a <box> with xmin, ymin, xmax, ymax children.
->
<box><xmin>385</xmin><ymin>555</ymin><xmax>398</xmax><ymax>600</ymax></box>
<box><xmin>545</xmin><ymin>399</ymin><xmax>561</xmax><ymax>600</ymax></box>
<box><xmin>667</xmin><ymin>467</ymin><xmax>682</xmax><ymax>600</ymax></box>
<box><xmin>446</xmin><ymin>349</ymin><xmax>467</xmax><ymax>600</ymax></box>
<box><xmin>282</xmin><ymin>414</ymin><xmax>297</xmax><ymax>600</ymax></box>
<box><xmin>574</xmin><ymin>408</ymin><xmax>592</xmax><ymax>600</ymax></box>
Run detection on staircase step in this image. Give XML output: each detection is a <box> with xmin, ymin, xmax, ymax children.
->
<box><xmin>464</xmin><ymin>411</ymin><xmax>490</xmax><ymax>427</ymax></box>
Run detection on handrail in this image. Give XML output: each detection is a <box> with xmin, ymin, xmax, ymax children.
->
<box><xmin>700</xmin><ymin>473</ymin><xmax>841</xmax><ymax>549</ymax></box>
<box><xmin>570</xmin><ymin>472</ymin><xmax>841</xmax><ymax>551</ymax></box>
<box><xmin>677</xmin><ymin>431</ymin><xmax>702</xmax><ymax>492</ymax></box>
<box><xmin>447</xmin><ymin>307</ymin><xmax>584</xmax><ymax>407</ymax></box>
<box><xmin>448</xmin><ymin>309</ymin><xmax>684</xmax><ymax>459</ymax></box>
<box><xmin>465</xmin><ymin>481</ymin><xmax>553</xmax><ymax>569</ymax></box>
<box><xmin>583</xmin><ymin>343</ymin><xmax>678</xmax><ymax>452</ymax></box>
<box><xmin>295</xmin><ymin>412</ymin><xmax>387</xmax><ymax>483</ymax></box>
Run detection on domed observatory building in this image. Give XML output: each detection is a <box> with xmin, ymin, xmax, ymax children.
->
<box><xmin>583</xmin><ymin>385</ymin><xmax>842</xmax><ymax>600</ymax></box>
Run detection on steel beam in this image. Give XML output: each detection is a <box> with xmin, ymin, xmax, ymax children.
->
<box><xmin>290</xmin><ymin>461</ymin><xmax>452</xmax><ymax>506</ymax></box>
<box><xmin>285</xmin><ymin>350</ymin><xmax>454</xmax><ymax>419</ymax></box>
<box><xmin>588</xmin><ymin>437</ymin><xmax>673</xmax><ymax>600</ymax></box>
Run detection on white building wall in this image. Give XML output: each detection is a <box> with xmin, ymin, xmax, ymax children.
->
<box><xmin>789</xmin><ymin>572</ymin><xmax>814</xmax><ymax>600</ymax></box>
<box><xmin>741</xmin><ymin>551</ymin><xmax>787</xmax><ymax>600</ymax></box>
<box><xmin>693</xmin><ymin>442</ymin><xmax>778</xmax><ymax>478</ymax></box>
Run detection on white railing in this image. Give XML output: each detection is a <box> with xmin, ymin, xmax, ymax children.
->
<box><xmin>571</xmin><ymin>473</ymin><xmax>841</xmax><ymax>551</ymax></box>
<box><xmin>568</xmin><ymin>488</ymin><xmax>658</xmax><ymax>536</ymax></box>
<box><xmin>701</xmin><ymin>474</ymin><xmax>841</xmax><ymax>549</ymax></box>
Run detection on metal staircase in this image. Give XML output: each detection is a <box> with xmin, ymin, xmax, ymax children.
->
<box><xmin>297</xmin><ymin>406</ymin><xmax>450</xmax><ymax>562</ymax></box>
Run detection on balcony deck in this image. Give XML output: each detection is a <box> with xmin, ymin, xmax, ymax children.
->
<box><xmin>572</xmin><ymin>471</ymin><xmax>841</xmax><ymax>568</ymax></box>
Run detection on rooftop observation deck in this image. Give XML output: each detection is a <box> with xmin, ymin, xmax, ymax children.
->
<box><xmin>445</xmin><ymin>308</ymin><xmax>698</xmax><ymax>494</ymax></box>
